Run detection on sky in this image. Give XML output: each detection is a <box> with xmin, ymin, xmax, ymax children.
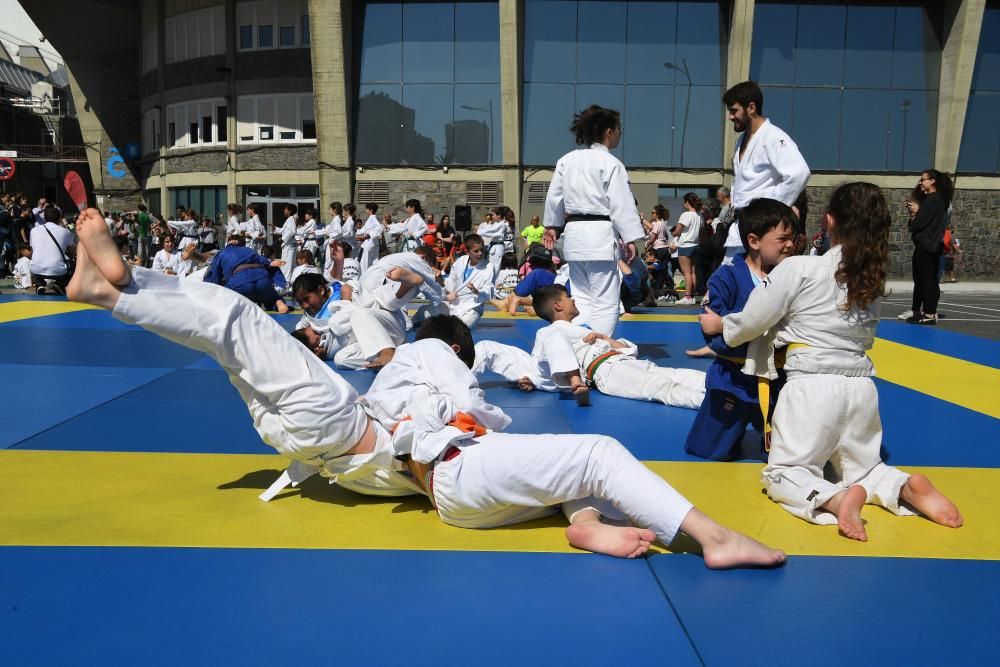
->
<box><xmin>0</xmin><ymin>0</ymin><xmax>64</xmax><ymax>69</ymax></box>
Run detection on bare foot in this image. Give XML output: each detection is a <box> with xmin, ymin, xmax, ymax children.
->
<box><xmin>365</xmin><ymin>347</ymin><xmax>395</xmax><ymax>370</ymax></box>
<box><xmin>823</xmin><ymin>485</ymin><xmax>868</xmax><ymax>541</ymax></box>
<box><xmin>566</xmin><ymin>520</ymin><xmax>655</xmax><ymax>559</ymax></box>
<box><xmin>573</xmin><ymin>385</ymin><xmax>591</xmax><ymax>407</ymax></box>
<box><xmin>680</xmin><ymin>508</ymin><xmax>786</xmax><ymax>569</ymax></box>
<box><xmin>901</xmin><ymin>473</ymin><xmax>963</xmax><ymax>528</ymax></box>
<box><xmin>72</xmin><ymin>208</ymin><xmax>131</xmax><ymax>288</ymax></box>
<box><xmin>275</xmin><ymin>299</ymin><xmax>290</xmax><ymax>314</ymax></box>
<box><xmin>686</xmin><ymin>346</ymin><xmax>717</xmax><ymax>359</ymax></box>
<box><xmin>67</xmin><ymin>210</ymin><xmax>129</xmax><ymax>310</ymax></box>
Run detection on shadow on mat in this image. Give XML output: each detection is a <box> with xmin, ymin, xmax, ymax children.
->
<box><xmin>636</xmin><ymin>343</ymin><xmax>670</xmax><ymax>360</ymax></box>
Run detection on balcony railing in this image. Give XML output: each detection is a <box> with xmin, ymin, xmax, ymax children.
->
<box><xmin>0</xmin><ymin>144</ymin><xmax>88</xmax><ymax>162</ymax></box>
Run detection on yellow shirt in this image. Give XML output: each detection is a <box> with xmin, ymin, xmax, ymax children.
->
<box><xmin>521</xmin><ymin>224</ymin><xmax>545</xmax><ymax>246</ymax></box>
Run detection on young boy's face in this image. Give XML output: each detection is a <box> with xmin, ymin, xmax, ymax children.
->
<box><xmin>751</xmin><ymin>222</ymin><xmax>795</xmax><ymax>268</ymax></box>
<box><xmin>466</xmin><ymin>241</ymin><xmax>485</xmax><ymax>265</ymax></box>
<box><xmin>556</xmin><ymin>291</ymin><xmax>579</xmax><ymax>320</ymax></box>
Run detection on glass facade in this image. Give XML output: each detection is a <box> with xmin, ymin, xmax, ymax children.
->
<box><xmin>957</xmin><ymin>2</ymin><xmax>1000</xmax><ymax>173</ymax></box>
<box><xmin>522</xmin><ymin>0</ymin><xmax>725</xmax><ymax>167</ymax></box>
<box><xmin>169</xmin><ymin>187</ymin><xmax>227</xmax><ymax>223</ymax></box>
<box><xmin>750</xmin><ymin>1</ymin><xmax>942</xmax><ymax>172</ymax></box>
<box><xmin>355</xmin><ymin>1</ymin><xmax>502</xmax><ymax>165</ymax></box>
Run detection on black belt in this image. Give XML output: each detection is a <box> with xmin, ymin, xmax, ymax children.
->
<box><xmin>565</xmin><ymin>214</ymin><xmax>610</xmax><ymax>222</ymax></box>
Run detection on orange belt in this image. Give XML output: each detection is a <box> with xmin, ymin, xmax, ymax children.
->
<box><xmin>393</xmin><ymin>412</ymin><xmax>486</xmax><ymax>506</ymax></box>
<box><xmin>585</xmin><ymin>350</ymin><xmax>621</xmax><ymax>383</ymax></box>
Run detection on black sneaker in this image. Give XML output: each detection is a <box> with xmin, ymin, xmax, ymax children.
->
<box><xmin>49</xmin><ymin>283</ymin><xmax>66</xmax><ymax>296</ymax></box>
<box><xmin>917</xmin><ymin>314</ymin><xmax>938</xmax><ymax>325</ymax></box>
<box><xmin>905</xmin><ymin>314</ymin><xmax>922</xmax><ymax>324</ymax></box>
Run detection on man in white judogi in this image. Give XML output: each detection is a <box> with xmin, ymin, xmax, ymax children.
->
<box><xmin>415</xmin><ymin>234</ymin><xmax>494</xmax><ymax>329</ymax></box>
<box><xmin>279</xmin><ymin>204</ymin><xmax>299</xmax><ymax>283</ymax></box>
<box><xmin>64</xmin><ymin>206</ymin><xmax>786</xmax><ymax>567</ymax></box>
<box><xmin>724</xmin><ymin>81</ymin><xmax>810</xmax><ymax>211</ymax></box>
<box><xmin>476</xmin><ymin>212</ymin><xmax>507</xmax><ymax>270</ymax></box>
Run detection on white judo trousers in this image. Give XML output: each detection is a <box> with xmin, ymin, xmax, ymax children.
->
<box><xmin>568</xmin><ymin>259</ymin><xmax>620</xmax><ymax>336</ymax></box>
<box><xmin>112</xmin><ymin>267</ymin><xmax>367</xmax><ymax>462</ymax></box>
<box><xmin>593</xmin><ymin>356</ymin><xmax>706</xmax><ymax>410</ymax></box>
<box><xmin>762</xmin><ymin>374</ymin><xmax>913</xmax><ymax>525</ymax></box>
<box><xmin>431</xmin><ymin>432</ymin><xmax>692</xmax><ymax>544</ymax></box>
<box><xmin>472</xmin><ymin>340</ymin><xmax>559</xmax><ymax>391</ymax></box>
<box><xmin>333</xmin><ymin>308</ymin><xmax>407</xmax><ymax>370</ymax></box>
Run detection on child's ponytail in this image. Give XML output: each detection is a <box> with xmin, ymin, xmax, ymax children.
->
<box><xmin>829</xmin><ymin>182</ymin><xmax>891</xmax><ymax>312</ymax></box>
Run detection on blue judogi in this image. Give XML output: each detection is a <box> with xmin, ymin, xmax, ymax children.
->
<box><xmin>684</xmin><ymin>253</ymin><xmax>765</xmax><ymax>461</ymax></box>
<box><xmin>204</xmin><ymin>244</ymin><xmax>282</xmax><ymax>309</ymax></box>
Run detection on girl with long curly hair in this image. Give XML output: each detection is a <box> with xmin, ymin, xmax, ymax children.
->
<box><xmin>699</xmin><ymin>182</ymin><xmax>962</xmax><ymax>541</ymax></box>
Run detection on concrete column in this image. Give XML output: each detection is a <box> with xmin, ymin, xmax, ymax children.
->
<box><xmin>157</xmin><ymin>0</ymin><xmax>168</xmax><ymax>212</ymax></box>
<box><xmin>722</xmin><ymin>0</ymin><xmax>755</xmax><ymax>185</ymax></box>
<box><xmin>225</xmin><ymin>0</ymin><xmax>238</xmax><ymax>204</ymax></box>
<box><xmin>935</xmin><ymin>0</ymin><xmax>986</xmax><ymax>173</ymax></box>
<box><xmin>499</xmin><ymin>0</ymin><xmax>522</xmax><ymax>223</ymax></box>
<box><xmin>308</xmin><ymin>0</ymin><xmax>353</xmax><ymax>207</ymax></box>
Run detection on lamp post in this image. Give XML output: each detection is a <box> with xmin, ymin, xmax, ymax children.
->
<box><xmin>664</xmin><ymin>59</ymin><xmax>692</xmax><ymax>167</ymax></box>
<box><xmin>900</xmin><ymin>98</ymin><xmax>911</xmax><ymax>170</ymax></box>
<box><xmin>460</xmin><ymin>100</ymin><xmax>494</xmax><ymax>164</ymax></box>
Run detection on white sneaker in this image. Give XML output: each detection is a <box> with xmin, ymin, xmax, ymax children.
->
<box><xmin>897</xmin><ymin>310</ymin><xmax>913</xmax><ymax>320</ymax></box>
<box><xmin>676</xmin><ymin>296</ymin><xmax>696</xmax><ymax>306</ymax></box>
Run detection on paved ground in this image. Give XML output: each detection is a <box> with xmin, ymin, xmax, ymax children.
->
<box><xmin>881</xmin><ymin>281</ymin><xmax>1000</xmax><ymax>341</ymax></box>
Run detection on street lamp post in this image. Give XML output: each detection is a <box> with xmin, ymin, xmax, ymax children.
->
<box><xmin>664</xmin><ymin>59</ymin><xmax>692</xmax><ymax>167</ymax></box>
<box><xmin>460</xmin><ymin>101</ymin><xmax>494</xmax><ymax>164</ymax></box>
<box><xmin>900</xmin><ymin>98</ymin><xmax>911</xmax><ymax>170</ymax></box>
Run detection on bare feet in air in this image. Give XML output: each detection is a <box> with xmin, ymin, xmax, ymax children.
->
<box><xmin>686</xmin><ymin>345</ymin><xmax>717</xmax><ymax>359</ymax></box>
<box><xmin>680</xmin><ymin>508</ymin><xmax>786</xmax><ymax>569</ymax></box>
<box><xmin>67</xmin><ymin>208</ymin><xmax>131</xmax><ymax>309</ymax></box>
<box><xmin>566</xmin><ymin>513</ymin><xmax>656</xmax><ymax>559</ymax></box>
<box><xmin>366</xmin><ymin>347</ymin><xmax>395</xmax><ymax>370</ymax></box>
<box><xmin>823</xmin><ymin>485</ymin><xmax>868</xmax><ymax>541</ymax></box>
<box><xmin>901</xmin><ymin>473</ymin><xmax>963</xmax><ymax>528</ymax></box>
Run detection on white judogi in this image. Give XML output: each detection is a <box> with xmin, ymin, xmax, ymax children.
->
<box><xmin>289</xmin><ymin>264</ymin><xmax>322</xmax><ymax>287</ymax></box>
<box><xmin>731</xmin><ymin>119</ymin><xmax>810</xmax><ymax>210</ymax></box>
<box><xmin>243</xmin><ymin>215</ymin><xmax>266</xmax><ymax>253</ymax></box>
<box><xmin>151</xmin><ymin>248</ymin><xmax>181</xmax><ymax>274</ymax></box>
<box><xmin>115</xmin><ymin>274</ymin><xmax>694</xmax><ymax>544</ymax></box>
<box><xmin>323</xmin><ymin>252</ymin><xmax>362</xmax><ymax>284</ymax></box>
<box><xmin>226</xmin><ymin>215</ymin><xmax>242</xmax><ymax>239</ymax></box>
<box><xmin>477</xmin><ymin>219</ymin><xmax>508</xmax><ymax>268</ymax></box>
<box><xmin>388</xmin><ymin>214</ymin><xmax>428</xmax><ymax>251</ymax></box>
<box><xmin>332</xmin><ymin>252</ymin><xmax>443</xmax><ymax>369</ymax></box>
<box><xmin>543</xmin><ymin>143</ymin><xmax>644</xmax><ymax>336</ymax></box>
<box><xmin>279</xmin><ymin>216</ymin><xmax>298</xmax><ymax>282</ymax></box>
<box><xmin>721</xmin><ymin>245</ymin><xmax>912</xmax><ymax>525</ymax></box>
<box><xmin>301</xmin><ymin>218</ymin><xmax>320</xmax><ymax>257</ymax></box>
<box><xmin>357</xmin><ymin>214</ymin><xmax>383</xmax><ymax>273</ymax></box>
<box><xmin>416</xmin><ymin>254</ymin><xmax>494</xmax><ymax>329</ymax></box>
<box><xmin>167</xmin><ymin>220</ymin><xmax>200</xmax><ymax>252</ymax></box>
<box><xmin>340</xmin><ymin>216</ymin><xmax>358</xmax><ymax>257</ymax></box>
<box><xmin>13</xmin><ymin>256</ymin><xmax>32</xmax><ymax>288</ymax></box>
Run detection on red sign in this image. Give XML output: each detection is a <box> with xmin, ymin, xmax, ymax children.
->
<box><xmin>0</xmin><ymin>157</ymin><xmax>15</xmax><ymax>181</ymax></box>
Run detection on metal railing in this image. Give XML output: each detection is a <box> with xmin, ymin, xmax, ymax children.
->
<box><xmin>0</xmin><ymin>144</ymin><xmax>88</xmax><ymax>162</ymax></box>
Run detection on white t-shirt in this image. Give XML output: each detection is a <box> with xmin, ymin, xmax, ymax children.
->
<box><xmin>493</xmin><ymin>268</ymin><xmax>519</xmax><ymax>298</ymax></box>
<box><xmin>29</xmin><ymin>222</ymin><xmax>74</xmax><ymax>276</ymax></box>
<box><xmin>675</xmin><ymin>211</ymin><xmax>702</xmax><ymax>248</ymax></box>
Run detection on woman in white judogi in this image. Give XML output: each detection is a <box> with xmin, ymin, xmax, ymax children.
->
<box><xmin>476</xmin><ymin>210</ymin><xmax>507</xmax><ymax>269</ymax></box>
<box><xmin>66</xmin><ymin>208</ymin><xmax>785</xmax><ymax>567</ymax></box>
<box><xmin>243</xmin><ymin>209</ymin><xmax>266</xmax><ymax>254</ymax></box>
<box><xmin>356</xmin><ymin>207</ymin><xmax>384</xmax><ymax>273</ymax></box>
<box><xmin>388</xmin><ymin>199</ymin><xmax>428</xmax><ymax>251</ymax></box>
<box><xmin>340</xmin><ymin>204</ymin><xmax>358</xmax><ymax>258</ymax></box>
<box><xmin>279</xmin><ymin>206</ymin><xmax>299</xmax><ymax>283</ymax></box>
<box><xmin>701</xmin><ymin>182</ymin><xmax>961</xmax><ymax>541</ymax></box>
<box><xmin>225</xmin><ymin>204</ymin><xmax>243</xmax><ymax>239</ymax></box>
<box><xmin>543</xmin><ymin>105</ymin><xmax>644</xmax><ymax>336</ymax></box>
<box><xmin>300</xmin><ymin>209</ymin><xmax>320</xmax><ymax>259</ymax></box>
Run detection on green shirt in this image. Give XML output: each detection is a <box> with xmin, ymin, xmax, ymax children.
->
<box><xmin>521</xmin><ymin>224</ymin><xmax>544</xmax><ymax>246</ymax></box>
<box><xmin>138</xmin><ymin>212</ymin><xmax>151</xmax><ymax>236</ymax></box>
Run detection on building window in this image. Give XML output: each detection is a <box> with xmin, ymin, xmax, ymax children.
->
<box><xmin>142</xmin><ymin>109</ymin><xmax>160</xmax><ymax>155</ymax></box>
<box><xmin>217</xmin><ymin>106</ymin><xmax>228</xmax><ymax>142</ymax></box>
<box><xmin>355</xmin><ymin>0</ymin><xmax>502</xmax><ymax>166</ymax></box>
<box><xmin>522</xmin><ymin>0</ymin><xmax>724</xmax><ymax>168</ymax></box>
<box><xmin>958</xmin><ymin>1</ymin><xmax>1000</xmax><ymax>173</ymax></box>
<box><xmin>750</xmin><ymin>1</ymin><xmax>942</xmax><ymax>172</ymax></box>
<box><xmin>238</xmin><ymin>1</ymin><xmax>310</xmax><ymax>52</ymax></box>
<box><xmin>166</xmin><ymin>98</ymin><xmax>227</xmax><ymax>149</ymax></box>
<box><xmin>236</xmin><ymin>93</ymin><xmax>316</xmax><ymax>144</ymax></box>
<box><xmin>170</xmin><ymin>187</ymin><xmax>226</xmax><ymax>222</ymax></box>
<box><xmin>164</xmin><ymin>6</ymin><xmax>225</xmax><ymax>65</ymax></box>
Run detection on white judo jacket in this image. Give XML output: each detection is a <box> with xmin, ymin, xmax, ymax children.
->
<box><xmin>533</xmin><ymin>320</ymin><xmax>639</xmax><ymax>386</ymax></box>
<box><xmin>731</xmin><ymin>119</ymin><xmax>810</xmax><ymax>209</ymax></box>
<box><xmin>444</xmin><ymin>255</ymin><xmax>496</xmax><ymax>317</ymax></box>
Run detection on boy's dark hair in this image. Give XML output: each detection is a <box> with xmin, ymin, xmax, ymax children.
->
<box><xmin>405</xmin><ymin>198</ymin><xmax>422</xmax><ymax>213</ymax></box>
<box><xmin>464</xmin><ymin>233</ymin><xmax>484</xmax><ymax>247</ymax></box>
<box><xmin>284</xmin><ymin>203</ymin><xmax>298</xmax><ymax>216</ymax></box>
<box><xmin>331</xmin><ymin>239</ymin><xmax>353</xmax><ymax>257</ymax></box>
<box><xmin>290</xmin><ymin>328</ymin><xmax>312</xmax><ymax>348</ymax></box>
<box><xmin>532</xmin><ymin>284</ymin><xmax>569</xmax><ymax>323</ymax></box>
<box><xmin>292</xmin><ymin>272</ymin><xmax>327</xmax><ymax>295</ymax></box>
<box><xmin>344</xmin><ymin>203</ymin><xmax>357</xmax><ymax>216</ymax></box>
<box><xmin>137</xmin><ymin>203</ymin><xmax>147</xmax><ymax>212</ymax></box>
<box><xmin>297</xmin><ymin>249</ymin><xmax>315</xmax><ymax>263</ymax></box>
<box><xmin>415</xmin><ymin>315</ymin><xmax>475</xmax><ymax>368</ymax></box>
<box><xmin>737</xmin><ymin>198</ymin><xmax>796</xmax><ymax>251</ymax></box>
<box><xmin>500</xmin><ymin>251</ymin><xmax>518</xmax><ymax>270</ymax></box>
<box><xmin>366</xmin><ymin>202</ymin><xmax>378</xmax><ymax>214</ymax></box>
<box><xmin>414</xmin><ymin>245</ymin><xmax>436</xmax><ymax>266</ymax></box>
<box><xmin>43</xmin><ymin>207</ymin><xmax>62</xmax><ymax>223</ymax></box>
<box><xmin>723</xmin><ymin>81</ymin><xmax>764</xmax><ymax>115</ymax></box>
